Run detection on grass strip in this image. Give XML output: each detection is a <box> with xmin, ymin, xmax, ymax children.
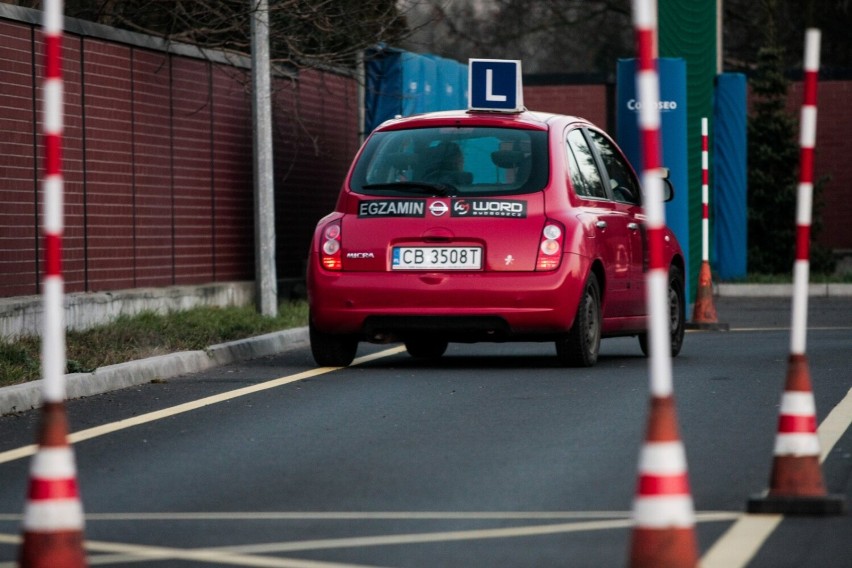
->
<box><xmin>0</xmin><ymin>301</ymin><xmax>308</xmax><ymax>388</ymax></box>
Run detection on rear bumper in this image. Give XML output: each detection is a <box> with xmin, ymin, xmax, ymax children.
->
<box><xmin>308</xmin><ymin>253</ymin><xmax>589</xmax><ymax>340</ymax></box>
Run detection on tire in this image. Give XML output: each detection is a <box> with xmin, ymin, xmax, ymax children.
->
<box><xmin>639</xmin><ymin>265</ymin><xmax>686</xmax><ymax>357</ymax></box>
<box><xmin>309</xmin><ymin>318</ymin><xmax>358</xmax><ymax>367</ymax></box>
<box><xmin>404</xmin><ymin>337</ymin><xmax>449</xmax><ymax>359</ymax></box>
<box><xmin>556</xmin><ymin>272</ymin><xmax>601</xmax><ymax>367</ymax></box>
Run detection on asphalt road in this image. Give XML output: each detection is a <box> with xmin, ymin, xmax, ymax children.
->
<box><xmin>0</xmin><ymin>296</ymin><xmax>850</xmax><ymax>567</ymax></box>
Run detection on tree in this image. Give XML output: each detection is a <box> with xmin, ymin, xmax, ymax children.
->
<box><xmin>723</xmin><ymin>0</ymin><xmax>852</xmax><ymax>75</ymax></box>
<box><xmin>13</xmin><ymin>0</ymin><xmax>412</xmax><ymax>70</ymax></box>
<box><xmin>13</xmin><ymin>0</ymin><xmax>851</xmax><ymax>76</ymax></box>
<box><xmin>746</xmin><ymin>0</ymin><xmax>834</xmax><ymax>275</ymax></box>
<box><xmin>746</xmin><ymin>13</ymin><xmax>797</xmax><ymax>274</ymax></box>
<box><xmin>400</xmin><ymin>0</ymin><xmax>633</xmax><ymax>76</ymax></box>
<box><xmin>400</xmin><ymin>0</ymin><xmax>851</xmax><ymax>77</ymax></box>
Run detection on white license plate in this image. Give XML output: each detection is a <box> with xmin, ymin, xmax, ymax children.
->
<box><xmin>392</xmin><ymin>246</ymin><xmax>482</xmax><ymax>270</ymax></box>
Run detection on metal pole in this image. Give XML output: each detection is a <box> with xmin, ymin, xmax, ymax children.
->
<box><xmin>251</xmin><ymin>0</ymin><xmax>277</xmax><ymax>316</ymax></box>
<box><xmin>356</xmin><ymin>50</ymin><xmax>366</xmax><ymax>144</ymax></box>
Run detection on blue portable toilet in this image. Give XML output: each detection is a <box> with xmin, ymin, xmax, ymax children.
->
<box><xmin>364</xmin><ymin>46</ymin><xmax>468</xmax><ymax>133</ymax></box>
<box><xmin>713</xmin><ymin>73</ymin><xmax>748</xmax><ymax>280</ymax></box>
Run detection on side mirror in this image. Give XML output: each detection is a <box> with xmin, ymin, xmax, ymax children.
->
<box><xmin>657</xmin><ymin>167</ymin><xmax>675</xmax><ymax>202</ymax></box>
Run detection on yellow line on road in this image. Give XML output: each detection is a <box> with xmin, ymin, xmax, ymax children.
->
<box><xmin>0</xmin><ymin>347</ymin><xmax>406</xmax><ymax>465</ymax></box>
<box><xmin>700</xmin><ymin>386</ymin><xmax>852</xmax><ymax>568</ymax></box>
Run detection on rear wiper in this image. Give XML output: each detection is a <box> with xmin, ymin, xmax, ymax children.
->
<box><xmin>361</xmin><ymin>181</ymin><xmax>453</xmax><ymax>197</ymax></box>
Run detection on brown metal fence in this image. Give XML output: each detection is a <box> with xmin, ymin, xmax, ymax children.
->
<box><xmin>0</xmin><ymin>7</ymin><xmax>359</xmax><ymax>299</ymax></box>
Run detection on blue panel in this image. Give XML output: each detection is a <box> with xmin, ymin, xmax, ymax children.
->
<box><xmin>401</xmin><ymin>51</ymin><xmax>423</xmax><ymax>116</ymax></box>
<box><xmin>420</xmin><ymin>55</ymin><xmax>438</xmax><ymax>113</ymax></box>
<box><xmin>364</xmin><ymin>47</ymin><xmax>403</xmax><ymax>133</ymax></box>
<box><xmin>365</xmin><ymin>47</ymin><xmax>468</xmax><ymax>132</ymax></box>
<box><xmin>459</xmin><ymin>66</ymin><xmax>469</xmax><ymax>109</ymax></box>
<box><xmin>616</xmin><ymin>58</ymin><xmax>692</xmax><ymax>302</ymax></box>
<box><xmin>713</xmin><ymin>73</ymin><xmax>748</xmax><ymax>280</ymax></box>
<box><xmin>432</xmin><ymin>56</ymin><xmax>464</xmax><ymax>110</ymax></box>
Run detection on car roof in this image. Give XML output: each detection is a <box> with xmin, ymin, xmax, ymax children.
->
<box><xmin>373</xmin><ymin>108</ymin><xmax>588</xmax><ymax>132</ymax></box>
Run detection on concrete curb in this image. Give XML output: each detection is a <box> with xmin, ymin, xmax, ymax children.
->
<box><xmin>0</xmin><ymin>281</ymin><xmax>255</xmax><ymax>339</ymax></box>
<box><xmin>0</xmin><ymin>327</ymin><xmax>309</xmax><ymax>416</ymax></box>
<box><xmin>716</xmin><ymin>283</ymin><xmax>852</xmax><ymax>297</ymax></box>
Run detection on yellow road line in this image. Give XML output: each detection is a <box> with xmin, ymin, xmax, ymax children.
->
<box><xmin>0</xmin><ymin>347</ymin><xmax>406</xmax><ymax>465</ymax></box>
<box><xmin>700</xmin><ymin>386</ymin><xmax>852</xmax><ymax>568</ymax></box>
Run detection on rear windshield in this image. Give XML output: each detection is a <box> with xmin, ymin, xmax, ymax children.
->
<box><xmin>350</xmin><ymin>126</ymin><xmax>549</xmax><ymax>197</ymax></box>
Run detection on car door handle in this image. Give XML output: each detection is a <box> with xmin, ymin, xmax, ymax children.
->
<box><xmin>627</xmin><ymin>222</ymin><xmax>640</xmax><ymax>231</ymax></box>
<box><xmin>595</xmin><ymin>221</ymin><xmax>607</xmax><ymax>229</ymax></box>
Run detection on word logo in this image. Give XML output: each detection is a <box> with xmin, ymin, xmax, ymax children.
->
<box><xmin>452</xmin><ymin>199</ymin><xmax>527</xmax><ymax>218</ymax></box>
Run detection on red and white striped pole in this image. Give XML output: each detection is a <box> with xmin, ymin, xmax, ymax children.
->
<box><xmin>19</xmin><ymin>2</ymin><xmax>88</xmax><ymax>565</ymax></box>
<box><xmin>687</xmin><ymin>117</ymin><xmax>727</xmax><ymax>329</ymax></box>
<box><xmin>747</xmin><ymin>28</ymin><xmax>844</xmax><ymax>516</ymax></box>
<box><xmin>700</xmin><ymin>118</ymin><xmax>709</xmax><ymax>264</ymax></box>
<box><xmin>790</xmin><ymin>30</ymin><xmax>821</xmax><ymax>355</ymax></box>
<box><xmin>41</xmin><ymin>0</ymin><xmax>66</xmax><ymax>406</ymax></box>
<box><xmin>627</xmin><ymin>1</ymin><xmax>698</xmax><ymax>566</ymax></box>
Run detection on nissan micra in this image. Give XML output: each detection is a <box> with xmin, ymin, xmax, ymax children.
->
<box><xmin>307</xmin><ymin>62</ymin><xmax>685</xmax><ymax>367</ymax></box>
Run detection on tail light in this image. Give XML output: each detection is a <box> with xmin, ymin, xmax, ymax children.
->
<box><xmin>536</xmin><ymin>220</ymin><xmax>564</xmax><ymax>271</ymax></box>
<box><xmin>320</xmin><ymin>221</ymin><xmax>342</xmax><ymax>271</ymax></box>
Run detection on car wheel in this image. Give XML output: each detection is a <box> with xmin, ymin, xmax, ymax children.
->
<box><xmin>404</xmin><ymin>337</ymin><xmax>449</xmax><ymax>359</ymax></box>
<box><xmin>556</xmin><ymin>272</ymin><xmax>601</xmax><ymax>367</ymax></box>
<box><xmin>309</xmin><ymin>318</ymin><xmax>358</xmax><ymax>367</ymax></box>
<box><xmin>639</xmin><ymin>265</ymin><xmax>686</xmax><ymax>357</ymax></box>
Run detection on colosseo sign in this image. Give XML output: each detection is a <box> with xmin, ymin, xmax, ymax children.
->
<box><xmin>616</xmin><ymin>57</ymin><xmax>691</xmax><ymax>302</ymax></box>
<box><xmin>625</xmin><ymin>98</ymin><xmax>679</xmax><ymax>111</ymax></box>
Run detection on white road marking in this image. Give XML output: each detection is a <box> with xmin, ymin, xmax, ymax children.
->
<box><xmin>0</xmin><ymin>512</ymin><xmax>738</xmax><ymax>567</ymax></box>
<box><xmin>696</xmin><ymin>326</ymin><xmax>852</xmax><ymax>333</ymax></box>
<box><xmin>5</xmin><ymin>510</ymin><xmax>635</xmax><ymax>522</ymax></box>
<box><xmin>1</xmin><ymin>532</ymin><xmax>384</xmax><ymax>567</ymax></box>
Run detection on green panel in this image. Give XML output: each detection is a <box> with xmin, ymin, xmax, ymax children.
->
<box><xmin>659</xmin><ymin>0</ymin><xmax>717</xmax><ymax>302</ymax></box>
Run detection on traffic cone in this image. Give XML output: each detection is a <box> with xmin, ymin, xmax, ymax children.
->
<box><xmin>747</xmin><ymin>355</ymin><xmax>845</xmax><ymax>514</ymax></box>
<box><xmin>685</xmin><ymin>260</ymin><xmax>729</xmax><ymax>331</ymax></box>
<box><xmin>629</xmin><ymin>395</ymin><xmax>698</xmax><ymax>568</ymax></box>
<box><xmin>19</xmin><ymin>402</ymin><xmax>87</xmax><ymax>567</ymax></box>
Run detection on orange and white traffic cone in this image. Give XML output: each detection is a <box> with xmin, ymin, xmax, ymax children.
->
<box><xmin>747</xmin><ymin>355</ymin><xmax>845</xmax><ymax>514</ymax></box>
<box><xmin>686</xmin><ymin>260</ymin><xmax>729</xmax><ymax>331</ymax></box>
<box><xmin>19</xmin><ymin>402</ymin><xmax>87</xmax><ymax>568</ymax></box>
<box><xmin>629</xmin><ymin>395</ymin><xmax>698</xmax><ymax>568</ymax></box>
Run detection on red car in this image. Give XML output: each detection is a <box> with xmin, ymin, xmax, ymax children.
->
<box><xmin>307</xmin><ymin>108</ymin><xmax>685</xmax><ymax>367</ymax></box>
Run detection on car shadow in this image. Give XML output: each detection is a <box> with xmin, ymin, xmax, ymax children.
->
<box><xmin>359</xmin><ymin>342</ymin><xmax>648</xmax><ymax>370</ymax></box>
